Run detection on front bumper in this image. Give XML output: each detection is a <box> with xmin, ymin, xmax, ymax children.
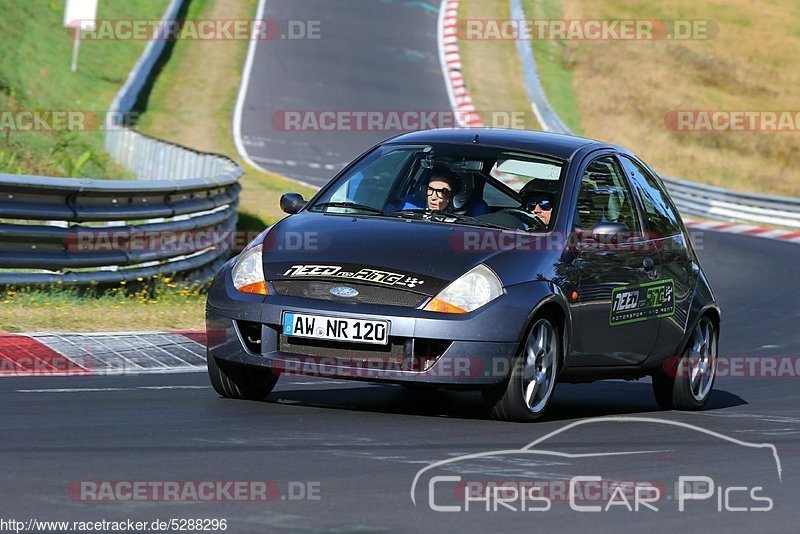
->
<box><xmin>205</xmin><ymin>261</ymin><xmax>550</xmax><ymax>386</ymax></box>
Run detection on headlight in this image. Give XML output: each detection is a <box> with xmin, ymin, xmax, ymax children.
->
<box><xmin>231</xmin><ymin>244</ymin><xmax>267</xmax><ymax>295</ymax></box>
<box><xmin>424</xmin><ymin>264</ymin><xmax>503</xmax><ymax>313</ymax></box>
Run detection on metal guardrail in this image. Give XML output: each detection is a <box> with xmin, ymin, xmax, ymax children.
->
<box><xmin>0</xmin><ymin>0</ymin><xmax>245</xmax><ymax>285</ymax></box>
<box><xmin>0</xmin><ymin>171</ymin><xmax>241</xmax><ymax>285</ymax></box>
<box><xmin>105</xmin><ymin>127</ymin><xmax>241</xmax><ymax>182</ymax></box>
<box><xmin>510</xmin><ymin>0</ymin><xmax>800</xmax><ymax>229</ymax></box>
<box><xmin>659</xmin><ymin>175</ymin><xmax>800</xmax><ymax>228</ymax></box>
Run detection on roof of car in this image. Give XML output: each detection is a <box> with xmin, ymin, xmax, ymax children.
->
<box><xmin>386</xmin><ymin>128</ymin><xmax>604</xmax><ymax>160</ymax></box>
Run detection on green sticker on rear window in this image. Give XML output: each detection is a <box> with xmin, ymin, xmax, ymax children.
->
<box><xmin>610</xmin><ymin>279</ymin><xmax>674</xmax><ymax>326</ymax></box>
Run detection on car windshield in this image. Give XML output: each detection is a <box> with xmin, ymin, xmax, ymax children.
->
<box><xmin>307</xmin><ymin>143</ymin><xmax>565</xmax><ymax>231</ymax></box>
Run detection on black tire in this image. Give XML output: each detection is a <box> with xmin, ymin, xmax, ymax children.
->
<box><xmin>652</xmin><ymin>369</ymin><xmax>675</xmax><ymax>410</ymax></box>
<box><xmin>652</xmin><ymin>316</ymin><xmax>717</xmax><ymax>411</ymax></box>
<box><xmin>207</xmin><ymin>353</ymin><xmax>279</xmax><ymax>401</ymax></box>
<box><xmin>483</xmin><ymin>317</ymin><xmax>560</xmax><ymax>422</ymax></box>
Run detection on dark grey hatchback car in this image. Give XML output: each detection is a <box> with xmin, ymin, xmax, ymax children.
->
<box><xmin>205</xmin><ymin>129</ymin><xmax>720</xmax><ymax>422</ymax></box>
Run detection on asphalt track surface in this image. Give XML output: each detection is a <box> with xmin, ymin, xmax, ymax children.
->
<box><xmin>2</xmin><ymin>231</ymin><xmax>799</xmax><ymax>533</ymax></box>
<box><xmin>236</xmin><ymin>0</ymin><xmax>452</xmax><ymax>186</ymax></box>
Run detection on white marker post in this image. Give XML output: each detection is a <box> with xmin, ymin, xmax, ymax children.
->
<box><xmin>64</xmin><ymin>0</ymin><xmax>98</xmax><ymax>73</ymax></box>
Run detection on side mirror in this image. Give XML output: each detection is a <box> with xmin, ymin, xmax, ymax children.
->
<box><xmin>280</xmin><ymin>193</ymin><xmax>306</xmax><ymax>214</ymax></box>
<box><xmin>591</xmin><ymin>221</ymin><xmax>629</xmax><ymax>243</ymax></box>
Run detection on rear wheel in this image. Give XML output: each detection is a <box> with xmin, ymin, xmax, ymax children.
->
<box><xmin>483</xmin><ymin>317</ymin><xmax>560</xmax><ymax>422</ymax></box>
<box><xmin>207</xmin><ymin>353</ymin><xmax>279</xmax><ymax>400</ymax></box>
<box><xmin>652</xmin><ymin>316</ymin><xmax>717</xmax><ymax>410</ymax></box>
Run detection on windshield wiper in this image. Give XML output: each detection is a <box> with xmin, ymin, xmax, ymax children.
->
<box><xmin>390</xmin><ymin>209</ymin><xmax>427</xmax><ymax>216</ymax></box>
<box><xmin>313</xmin><ymin>202</ymin><xmax>386</xmax><ymax>214</ymax></box>
<box><xmin>390</xmin><ymin>209</ymin><xmax>509</xmax><ymax>230</ymax></box>
<box><xmin>440</xmin><ymin>212</ymin><xmax>511</xmax><ymax>231</ymax></box>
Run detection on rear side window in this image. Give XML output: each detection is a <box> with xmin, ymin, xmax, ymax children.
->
<box><xmin>620</xmin><ymin>156</ymin><xmax>682</xmax><ymax>237</ymax></box>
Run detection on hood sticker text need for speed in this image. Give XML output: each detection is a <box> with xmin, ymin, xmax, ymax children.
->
<box><xmin>281</xmin><ymin>264</ymin><xmax>426</xmax><ymax>289</ymax></box>
<box><xmin>610</xmin><ymin>279</ymin><xmax>675</xmax><ymax>326</ymax></box>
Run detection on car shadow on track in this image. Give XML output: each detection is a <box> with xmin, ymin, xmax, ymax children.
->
<box><xmin>265</xmin><ymin>380</ymin><xmax>747</xmax><ymax>422</ymax></box>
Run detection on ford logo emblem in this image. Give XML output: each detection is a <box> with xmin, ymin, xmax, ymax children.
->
<box><xmin>330</xmin><ymin>286</ymin><xmax>359</xmax><ymax>298</ymax></box>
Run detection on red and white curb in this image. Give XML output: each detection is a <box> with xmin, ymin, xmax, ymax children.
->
<box><xmin>684</xmin><ymin>219</ymin><xmax>800</xmax><ymax>244</ymax></box>
<box><xmin>439</xmin><ymin>0</ymin><xmax>483</xmax><ymax>128</ymax></box>
<box><xmin>0</xmin><ymin>331</ymin><xmax>207</xmax><ymax>377</ymax></box>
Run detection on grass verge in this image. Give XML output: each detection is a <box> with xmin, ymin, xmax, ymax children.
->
<box><xmin>521</xmin><ymin>0</ymin><xmax>582</xmax><ymax>134</ymax></box>
<box><xmin>559</xmin><ymin>0</ymin><xmax>800</xmax><ymax>196</ymax></box>
<box><xmin>0</xmin><ymin>0</ymin><xmax>169</xmax><ymax>178</ymax></box>
<box><xmin>458</xmin><ymin>0</ymin><xmax>540</xmax><ymax>130</ymax></box>
<box><xmin>0</xmin><ymin>278</ymin><xmax>206</xmax><ymax>333</ymax></box>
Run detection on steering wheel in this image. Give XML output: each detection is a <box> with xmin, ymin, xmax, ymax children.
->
<box><xmin>501</xmin><ymin>208</ymin><xmax>548</xmax><ymax>231</ymax></box>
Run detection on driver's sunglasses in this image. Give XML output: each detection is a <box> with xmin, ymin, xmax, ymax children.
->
<box><xmin>526</xmin><ymin>199</ymin><xmax>553</xmax><ymax>211</ymax></box>
<box><xmin>427</xmin><ymin>186</ymin><xmax>453</xmax><ymax>199</ymax></box>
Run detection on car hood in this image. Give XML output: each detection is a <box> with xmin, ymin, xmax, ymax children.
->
<box><xmin>260</xmin><ymin>212</ymin><xmax>518</xmax><ymax>296</ymax></box>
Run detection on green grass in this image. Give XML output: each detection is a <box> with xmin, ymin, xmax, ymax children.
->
<box><xmin>0</xmin><ymin>278</ymin><xmax>206</xmax><ymax>333</ymax></box>
<box><xmin>522</xmin><ymin>0</ymin><xmax>583</xmax><ymax>135</ymax></box>
<box><xmin>0</xmin><ymin>0</ymin><xmax>169</xmax><ymax>178</ymax></box>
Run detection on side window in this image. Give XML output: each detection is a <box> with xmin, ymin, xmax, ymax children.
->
<box><xmin>328</xmin><ymin>150</ymin><xmax>412</xmax><ymax>208</ymax></box>
<box><xmin>575</xmin><ymin>156</ymin><xmax>640</xmax><ymax>232</ymax></box>
<box><xmin>620</xmin><ymin>156</ymin><xmax>681</xmax><ymax>237</ymax></box>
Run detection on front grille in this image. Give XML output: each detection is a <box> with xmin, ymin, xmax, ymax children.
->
<box><xmin>270</xmin><ymin>280</ymin><xmax>427</xmax><ymax>308</ymax></box>
<box><xmin>276</xmin><ymin>332</ymin><xmax>451</xmax><ymax>372</ymax></box>
<box><xmin>278</xmin><ymin>334</ymin><xmax>406</xmax><ymax>365</ymax></box>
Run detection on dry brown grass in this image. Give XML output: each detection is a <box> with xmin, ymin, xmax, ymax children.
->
<box><xmin>460</xmin><ymin>0</ymin><xmax>800</xmax><ymax>196</ymax></box>
<box><xmin>458</xmin><ymin>0</ymin><xmax>540</xmax><ymax>129</ymax></box>
<box><xmin>561</xmin><ymin>0</ymin><xmax>800</xmax><ymax>196</ymax></box>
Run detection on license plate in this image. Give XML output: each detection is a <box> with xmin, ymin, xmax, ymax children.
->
<box><xmin>282</xmin><ymin>312</ymin><xmax>389</xmax><ymax>345</ymax></box>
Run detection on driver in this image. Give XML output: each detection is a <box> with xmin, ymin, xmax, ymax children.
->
<box><xmin>425</xmin><ymin>167</ymin><xmax>462</xmax><ymax>211</ymax></box>
<box><xmin>521</xmin><ymin>190</ymin><xmax>555</xmax><ymax>226</ymax></box>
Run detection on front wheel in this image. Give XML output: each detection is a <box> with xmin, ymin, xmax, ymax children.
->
<box><xmin>652</xmin><ymin>316</ymin><xmax>717</xmax><ymax>410</ymax></box>
<box><xmin>207</xmin><ymin>353</ymin><xmax>279</xmax><ymax>401</ymax></box>
<box><xmin>483</xmin><ymin>317</ymin><xmax>560</xmax><ymax>422</ymax></box>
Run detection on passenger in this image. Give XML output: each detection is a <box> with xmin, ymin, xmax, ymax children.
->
<box><xmin>425</xmin><ymin>168</ymin><xmax>461</xmax><ymax>212</ymax></box>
